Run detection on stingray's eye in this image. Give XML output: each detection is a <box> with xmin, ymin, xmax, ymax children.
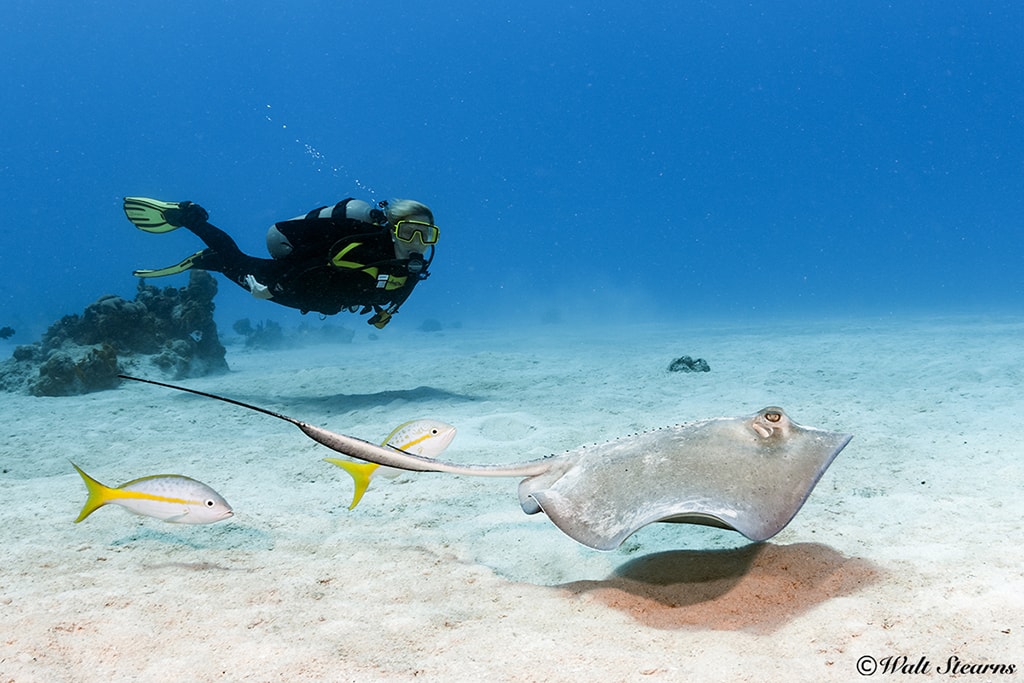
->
<box><xmin>764</xmin><ymin>411</ymin><xmax>782</xmax><ymax>423</ymax></box>
<box><xmin>205</xmin><ymin>499</ymin><xmax>216</xmax><ymax>507</ymax></box>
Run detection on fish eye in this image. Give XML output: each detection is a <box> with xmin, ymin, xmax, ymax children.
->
<box><xmin>431</xmin><ymin>429</ymin><xmax>439</xmax><ymax>435</ymax></box>
<box><xmin>205</xmin><ymin>499</ymin><xmax>216</xmax><ymax>507</ymax></box>
<box><xmin>764</xmin><ymin>411</ymin><xmax>782</xmax><ymax>423</ymax></box>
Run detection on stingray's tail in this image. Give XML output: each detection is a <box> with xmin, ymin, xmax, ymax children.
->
<box><xmin>117</xmin><ymin>374</ymin><xmax>554</xmax><ymax>478</ymax></box>
<box><xmin>117</xmin><ymin>375</ymin><xmax>303</xmax><ymax>426</ymax></box>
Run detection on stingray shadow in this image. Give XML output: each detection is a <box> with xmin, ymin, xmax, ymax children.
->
<box><xmin>280</xmin><ymin>385</ymin><xmax>482</xmax><ymax>412</ymax></box>
<box><xmin>558</xmin><ymin>542</ymin><xmax>880</xmax><ymax>634</ymax></box>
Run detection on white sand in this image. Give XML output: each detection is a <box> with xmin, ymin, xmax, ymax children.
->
<box><xmin>2</xmin><ymin>314</ymin><xmax>1022</xmax><ymax>682</ymax></box>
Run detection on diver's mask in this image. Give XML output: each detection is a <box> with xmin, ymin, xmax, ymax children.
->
<box><xmin>392</xmin><ymin>219</ymin><xmax>440</xmax><ymax>246</ymax></box>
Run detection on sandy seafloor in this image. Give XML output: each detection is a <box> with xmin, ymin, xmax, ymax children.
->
<box><xmin>1</xmin><ymin>313</ymin><xmax>1022</xmax><ymax>682</ymax></box>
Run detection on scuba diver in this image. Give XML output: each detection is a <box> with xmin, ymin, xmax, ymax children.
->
<box><xmin>123</xmin><ymin>196</ymin><xmax>438</xmax><ymax>329</ymax></box>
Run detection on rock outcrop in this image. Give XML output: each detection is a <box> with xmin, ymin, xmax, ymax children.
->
<box><xmin>0</xmin><ymin>271</ymin><xmax>228</xmax><ymax>396</ymax></box>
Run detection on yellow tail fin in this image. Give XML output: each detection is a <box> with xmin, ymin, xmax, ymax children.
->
<box><xmin>323</xmin><ymin>459</ymin><xmax>380</xmax><ymax>509</ymax></box>
<box><xmin>71</xmin><ymin>462</ymin><xmax>113</xmax><ymax>523</ymax></box>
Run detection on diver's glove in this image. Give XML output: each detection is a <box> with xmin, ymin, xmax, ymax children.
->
<box><xmin>244</xmin><ymin>274</ymin><xmax>274</xmax><ymax>300</ymax></box>
<box><xmin>164</xmin><ymin>201</ymin><xmax>209</xmax><ymax>229</ymax></box>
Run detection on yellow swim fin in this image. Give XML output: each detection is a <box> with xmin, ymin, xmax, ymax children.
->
<box><xmin>71</xmin><ymin>462</ymin><xmax>114</xmax><ymax>523</ymax></box>
<box><xmin>123</xmin><ymin>197</ymin><xmax>184</xmax><ymax>233</ymax></box>
<box><xmin>133</xmin><ymin>250</ymin><xmax>207</xmax><ymax>278</ymax></box>
<box><xmin>323</xmin><ymin>458</ymin><xmax>379</xmax><ymax>509</ymax></box>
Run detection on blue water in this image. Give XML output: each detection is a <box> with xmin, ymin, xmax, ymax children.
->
<box><xmin>2</xmin><ymin>1</ymin><xmax>1022</xmax><ymax>340</ymax></box>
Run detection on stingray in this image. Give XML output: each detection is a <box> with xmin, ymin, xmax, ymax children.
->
<box><xmin>118</xmin><ymin>375</ymin><xmax>852</xmax><ymax>550</ymax></box>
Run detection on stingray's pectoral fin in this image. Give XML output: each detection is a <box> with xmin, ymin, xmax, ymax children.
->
<box><xmin>525</xmin><ymin>489</ymin><xmax>628</xmax><ymax>551</ymax></box>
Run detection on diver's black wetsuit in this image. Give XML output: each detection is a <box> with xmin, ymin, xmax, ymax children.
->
<box><xmin>179</xmin><ymin>201</ymin><xmax>425</xmax><ymax>318</ymax></box>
